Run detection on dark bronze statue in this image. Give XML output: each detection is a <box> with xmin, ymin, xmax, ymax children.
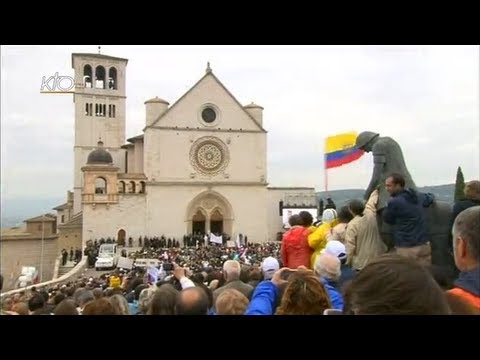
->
<box><xmin>355</xmin><ymin>131</ymin><xmax>416</xmax><ymax>210</ymax></box>
<box><xmin>355</xmin><ymin>131</ymin><xmax>454</xmax><ymax>272</ymax></box>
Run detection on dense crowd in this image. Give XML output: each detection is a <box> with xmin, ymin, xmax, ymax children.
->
<box><xmin>1</xmin><ymin>179</ymin><xmax>479</xmax><ymax>315</ymax></box>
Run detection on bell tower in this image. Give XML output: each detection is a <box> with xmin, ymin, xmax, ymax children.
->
<box><xmin>71</xmin><ymin>49</ymin><xmax>128</xmax><ymax>214</ymax></box>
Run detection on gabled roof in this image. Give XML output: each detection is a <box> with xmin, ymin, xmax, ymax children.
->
<box><xmin>24</xmin><ymin>214</ymin><xmax>56</xmax><ymax>223</ymax></box>
<box><xmin>53</xmin><ymin>202</ymin><xmax>71</xmax><ymax>211</ymax></box>
<box><xmin>148</xmin><ymin>71</ymin><xmax>266</xmax><ymax>132</ymax></box>
<box><xmin>127</xmin><ymin>134</ymin><xmax>144</xmax><ymax>143</ymax></box>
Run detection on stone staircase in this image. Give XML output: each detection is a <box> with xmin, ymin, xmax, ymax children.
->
<box><xmin>58</xmin><ymin>260</ymin><xmax>76</xmax><ymax>277</ymax></box>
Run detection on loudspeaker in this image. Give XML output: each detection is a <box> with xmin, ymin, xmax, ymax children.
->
<box><xmin>279</xmin><ymin>201</ymin><xmax>283</xmax><ymax>216</ymax></box>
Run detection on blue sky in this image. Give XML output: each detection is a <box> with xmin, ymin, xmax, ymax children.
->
<box><xmin>1</xmin><ymin>45</ymin><xmax>479</xmax><ymax>199</ymax></box>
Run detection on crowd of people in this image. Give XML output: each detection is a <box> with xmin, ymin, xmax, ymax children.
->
<box><xmin>1</xmin><ymin>178</ymin><xmax>479</xmax><ymax>315</ymax></box>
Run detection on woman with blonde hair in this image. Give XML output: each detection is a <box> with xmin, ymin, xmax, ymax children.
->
<box><xmin>110</xmin><ymin>294</ymin><xmax>130</xmax><ymax>315</ymax></box>
<box><xmin>276</xmin><ymin>270</ymin><xmax>332</xmax><ymax>315</ymax></box>
<box><xmin>245</xmin><ymin>268</ymin><xmax>331</xmax><ymax>315</ymax></box>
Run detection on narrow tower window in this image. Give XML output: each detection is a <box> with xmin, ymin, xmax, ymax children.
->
<box><xmin>83</xmin><ymin>65</ymin><xmax>92</xmax><ymax>88</ymax></box>
<box><xmin>95</xmin><ymin>66</ymin><xmax>106</xmax><ymax>89</ymax></box>
<box><xmin>108</xmin><ymin>67</ymin><xmax>117</xmax><ymax>90</ymax></box>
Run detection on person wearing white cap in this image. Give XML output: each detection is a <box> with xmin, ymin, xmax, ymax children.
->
<box><xmin>314</xmin><ymin>253</ymin><xmax>344</xmax><ymax>310</ymax></box>
<box><xmin>261</xmin><ymin>257</ymin><xmax>279</xmax><ymax>280</ymax></box>
<box><xmin>324</xmin><ymin>241</ymin><xmax>347</xmax><ymax>262</ymax></box>
<box><xmin>308</xmin><ymin>209</ymin><xmax>339</xmax><ymax>269</ymax></box>
<box><xmin>323</xmin><ymin>240</ymin><xmax>355</xmax><ymax>288</ymax></box>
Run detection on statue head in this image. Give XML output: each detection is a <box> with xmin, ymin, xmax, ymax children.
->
<box><xmin>355</xmin><ymin>131</ymin><xmax>379</xmax><ymax>152</ymax></box>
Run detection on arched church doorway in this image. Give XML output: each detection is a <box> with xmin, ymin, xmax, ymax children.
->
<box><xmin>117</xmin><ymin>229</ymin><xmax>126</xmax><ymax>246</ymax></box>
<box><xmin>210</xmin><ymin>209</ymin><xmax>223</xmax><ymax>235</ymax></box>
<box><xmin>185</xmin><ymin>190</ymin><xmax>234</xmax><ymax>237</ymax></box>
<box><xmin>192</xmin><ymin>210</ymin><xmax>206</xmax><ymax>235</ymax></box>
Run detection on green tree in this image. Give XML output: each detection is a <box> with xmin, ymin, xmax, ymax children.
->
<box><xmin>454</xmin><ymin>166</ymin><xmax>465</xmax><ymax>201</ymax></box>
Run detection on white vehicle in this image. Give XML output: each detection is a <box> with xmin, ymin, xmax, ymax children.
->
<box><xmin>95</xmin><ymin>244</ymin><xmax>118</xmax><ymax>270</ymax></box>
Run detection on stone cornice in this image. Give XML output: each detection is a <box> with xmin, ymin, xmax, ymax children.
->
<box><xmin>74</xmin><ymin>92</ymin><xmax>127</xmax><ymax>99</ymax></box>
<box><xmin>147</xmin><ymin>180</ymin><xmax>268</xmax><ymax>187</ymax></box>
<box><xmin>81</xmin><ymin>165</ymin><xmax>119</xmax><ymax>172</ymax></box>
<box><xmin>144</xmin><ymin>126</ymin><xmax>266</xmax><ymax>134</ymax></box>
<box><xmin>74</xmin><ymin>146</ymin><xmax>124</xmax><ymax>151</ymax></box>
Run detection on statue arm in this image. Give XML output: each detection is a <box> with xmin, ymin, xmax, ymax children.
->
<box><xmin>364</xmin><ymin>156</ymin><xmax>385</xmax><ymax>200</ymax></box>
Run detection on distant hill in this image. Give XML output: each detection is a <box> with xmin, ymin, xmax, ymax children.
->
<box><xmin>1</xmin><ymin>196</ymin><xmax>64</xmax><ymax>228</ymax></box>
<box><xmin>1</xmin><ymin>184</ymin><xmax>455</xmax><ymax>228</ymax></box>
<box><xmin>316</xmin><ymin>184</ymin><xmax>455</xmax><ymax>208</ymax></box>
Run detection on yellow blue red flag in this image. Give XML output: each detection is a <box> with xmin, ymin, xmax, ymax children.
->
<box><xmin>325</xmin><ymin>132</ymin><xmax>364</xmax><ymax>169</ymax></box>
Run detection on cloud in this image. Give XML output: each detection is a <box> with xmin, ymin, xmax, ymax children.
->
<box><xmin>1</xmin><ymin>45</ymin><xmax>479</xmax><ymax>199</ymax></box>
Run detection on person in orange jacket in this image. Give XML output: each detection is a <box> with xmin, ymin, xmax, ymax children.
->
<box><xmin>447</xmin><ymin>206</ymin><xmax>480</xmax><ymax>310</ymax></box>
<box><xmin>281</xmin><ymin>214</ymin><xmax>312</xmax><ymax>269</ymax></box>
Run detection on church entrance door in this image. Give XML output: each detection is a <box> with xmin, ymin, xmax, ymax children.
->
<box><xmin>117</xmin><ymin>229</ymin><xmax>126</xmax><ymax>246</ymax></box>
<box><xmin>210</xmin><ymin>209</ymin><xmax>223</xmax><ymax>235</ymax></box>
<box><xmin>192</xmin><ymin>210</ymin><xmax>206</xmax><ymax>235</ymax></box>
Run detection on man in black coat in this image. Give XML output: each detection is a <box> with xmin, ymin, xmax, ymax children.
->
<box><xmin>383</xmin><ymin>173</ymin><xmax>433</xmax><ymax>266</ymax></box>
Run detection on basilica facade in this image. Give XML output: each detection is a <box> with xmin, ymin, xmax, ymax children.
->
<box><xmin>54</xmin><ymin>52</ymin><xmax>316</xmax><ymax>245</ymax></box>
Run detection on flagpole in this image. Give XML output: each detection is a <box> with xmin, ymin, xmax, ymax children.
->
<box><xmin>324</xmin><ymin>154</ymin><xmax>328</xmax><ymax>194</ymax></box>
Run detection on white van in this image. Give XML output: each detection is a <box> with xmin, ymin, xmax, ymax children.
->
<box><xmin>95</xmin><ymin>244</ymin><xmax>118</xmax><ymax>270</ymax></box>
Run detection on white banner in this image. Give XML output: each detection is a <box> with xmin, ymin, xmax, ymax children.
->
<box><xmin>134</xmin><ymin>258</ymin><xmax>160</xmax><ymax>268</ymax></box>
<box><xmin>210</xmin><ymin>233</ymin><xmax>223</xmax><ymax>244</ymax></box>
<box><xmin>117</xmin><ymin>257</ymin><xmax>134</xmax><ymax>270</ymax></box>
<box><xmin>282</xmin><ymin>208</ymin><xmax>318</xmax><ymax>229</ymax></box>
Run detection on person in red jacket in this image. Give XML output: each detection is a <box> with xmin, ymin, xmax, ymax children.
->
<box><xmin>281</xmin><ymin>213</ymin><xmax>313</xmax><ymax>269</ymax></box>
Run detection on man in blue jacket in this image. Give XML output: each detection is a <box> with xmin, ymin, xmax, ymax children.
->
<box><xmin>383</xmin><ymin>173</ymin><xmax>434</xmax><ymax>266</ymax></box>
